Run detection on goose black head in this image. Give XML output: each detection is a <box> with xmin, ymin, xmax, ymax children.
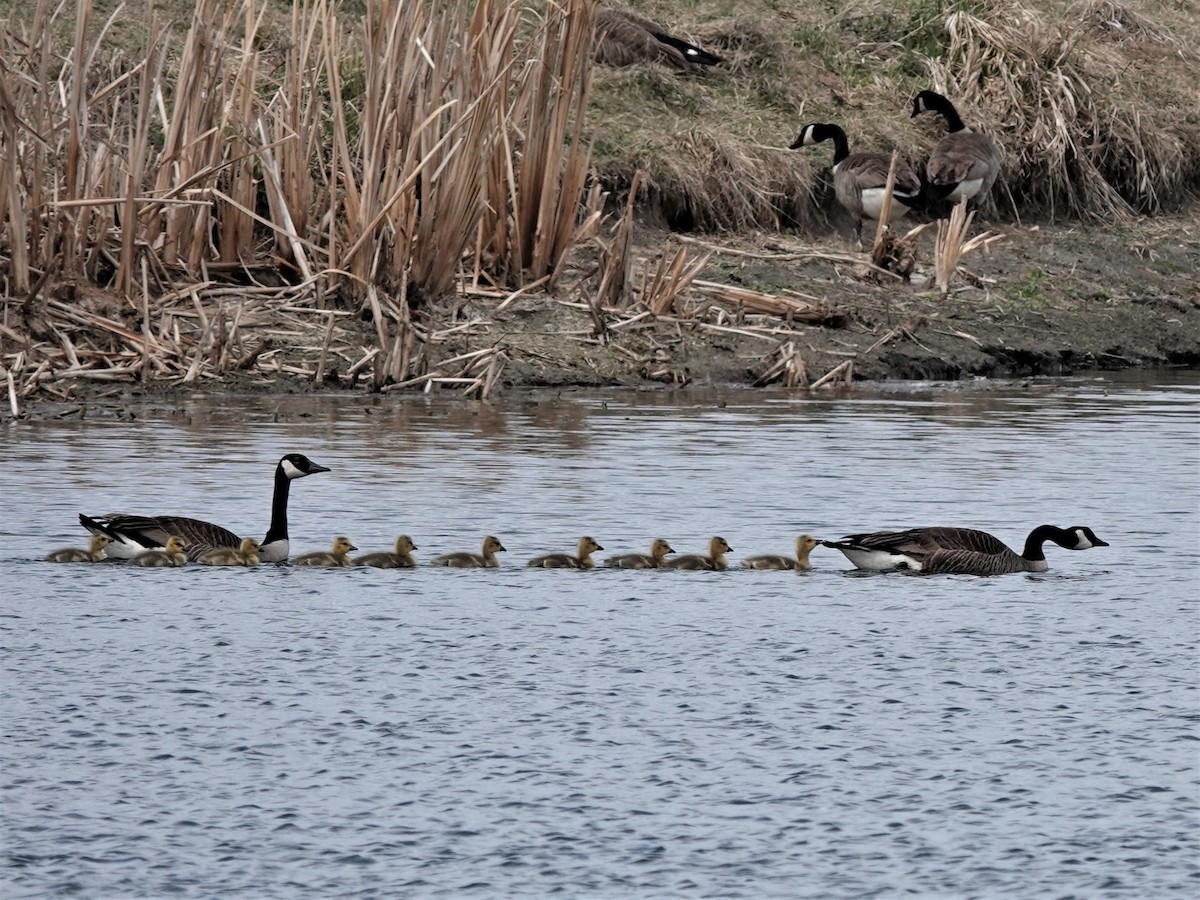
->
<box><xmin>1068</xmin><ymin>526</ymin><xmax>1109</xmax><ymax>550</ymax></box>
<box><xmin>279</xmin><ymin>454</ymin><xmax>331</xmax><ymax>479</ymax></box>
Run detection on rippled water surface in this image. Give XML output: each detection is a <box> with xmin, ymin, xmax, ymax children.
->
<box><xmin>3</xmin><ymin>373</ymin><xmax>1198</xmax><ymax>898</ymax></box>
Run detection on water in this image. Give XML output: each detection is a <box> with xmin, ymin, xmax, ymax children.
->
<box><xmin>2</xmin><ymin>373</ymin><xmax>1198</xmax><ymax>897</ymax></box>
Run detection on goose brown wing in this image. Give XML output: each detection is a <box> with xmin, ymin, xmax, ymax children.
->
<box><xmin>92</xmin><ymin>513</ymin><xmax>241</xmax><ymax>558</ymax></box>
<box><xmin>919</xmin><ymin>527</ymin><xmax>1011</xmax><ymax>554</ymax></box>
<box><xmin>844</xmin><ymin>529</ymin><xmax>940</xmax><ymax>556</ymax></box>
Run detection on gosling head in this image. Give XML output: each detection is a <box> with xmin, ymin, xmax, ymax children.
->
<box><xmin>395</xmin><ymin>535</ymin><xmax>416</xmax><ymax>553</ymax></box>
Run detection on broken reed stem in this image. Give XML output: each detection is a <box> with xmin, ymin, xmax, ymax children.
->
<box><xmin>935</xmin><ymin>199</ymin><xmax>974</xmax><ymax>295</ymax></box>
<box><xmin>870</xmin><ymin>152</ymin><xmax>899</xmax><ymax>261</ymax></box>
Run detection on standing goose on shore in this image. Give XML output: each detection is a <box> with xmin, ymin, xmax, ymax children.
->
<box><xmin>198</xmin><ymin>537</ymin><xmax>261</xmax><ymax>567</ymax></box>
<box><xmin>132</xmin><ymin>536</ymin><xmax>189</xmax><ymax>568</ymax></box>
<box><xmin>527</xmin><ymin>536</ymin><xmax>604</xmax><ymax>569</ymax></box>
<box><xmin>790</xmin><ymin>123</ymin><xmax>923</xmax><ymax>246</ymax></box>
<box><xmin>594</xmin><ymin>8</ymin><xmax>722</xmax><ymax>72</ymax></box>
<box><xmin>430</xmin><ymin>535</ymin><xmax>506</xmax><ymax>569</ymax></box>
<box><xmin>741</xmin><ymin>534</ymin><xmax>819</xmax><ymax>571</ymax></box>
<box><xmin>911</xmin><ymin>90</ymin><xmax>1002</xmax><ymax>207</ymax></box>
<box><xmin>605</xmin><ymin>538</ymin><xmax>675</xmax><ymax>569</ymax></box>
<box><xmin>355</xmin><ymin>535</ymin><xmax>418</xmax><ymax>569</ymax></box>
<box><xmin>821</xmin><ymin>524</ymin><xmax>1108</xmax><ymax>575</ymax></box>
<box><xmin>292</xmin><ymin>536</ymin><xmax>358</xmax><ymax>567</ymax></box>
<box><xmin>663</xmin><ymin>536</ymin><xmax>732</xmax><ymax>571</ymax></box>
<box><xmin>45</xmin><ymin>533</ymin><xmax>111</xmax><ymax>563</ymax></box>
<box><xmin>79</xmin><ymin>453</ymin><xmax>330</xmax><ymax>562</ymax></box>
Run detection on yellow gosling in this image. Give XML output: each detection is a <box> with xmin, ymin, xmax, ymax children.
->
<box><xmin>292</xmin><ymin>536</ymin><xmax>358</xmax><ymax>567</ymax></box>
<box><xmin>527</xmin><ymin>536</ymin><xmax>604</xmax><ymax>569</ymax></box>
<box><xmin>132</xmin><ymin>536</ymin><xmax>189</xmax><ymax>568</ymax></box>
<box><xmin>741</xmin><ymin>535</ymin><xmax>819</xmax><ymax>572</ymax></box>
<box><xmin>430</xmin><ymin>535</ymin><xmax>506</xmax><ymax>569</ymax></box>
<box><xmin>663</xmin><ymin>536</ymin><xmax>732</xmax><ymax>571</ymax></box>
<box><xmin>355</xmin><ymin>535</ymin><xmax>418</xmax><ymax>569</ymax></box>
<box><xmin>605</xmin><ymin>538</ymin><xmax>675</xmax><ymax>569</ymax></box>
<box><xmin>199</xmin><ymin>537</ymin><xmax>261</xmax><ymax>567</ymax></box>
<box><xmin>46</xmin><ymin>533</ymin><xmax>111</xmax><ymax>563</ymax></box>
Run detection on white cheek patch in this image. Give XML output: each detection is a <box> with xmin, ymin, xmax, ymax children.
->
<box><xmin>281</xmin><ymin>459</ymin><xmax>304</xmax><ymax>479</ymax></box>
<box><xmin>1074</xmin><ymin>529</ymin><xmax>1093</xmax><ymax>549</ymax></box>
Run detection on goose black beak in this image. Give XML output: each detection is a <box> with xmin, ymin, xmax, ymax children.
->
<box><xmin>305</xmin><ymin>462</ymin><xmax>331</xmax><ymax>474</ymax></box>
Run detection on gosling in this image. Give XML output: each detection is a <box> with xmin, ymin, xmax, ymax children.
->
<box><xmin>355</xmin><ymin>535</ymin><xmax>418</xmax><ymax>569</ymax></box>
<box><xmin>430</xmin><ymin>535</ymin><xmax>506</xmax><ymax>568</ymax></box>
<box><xmin>527</xmin><ymin>536</ymin><xmax>604</xmax><ymax>569</ymax></box>
<box><xmin>605</xmin><ymin>538</ymin><xmax>675</xmax><ymax>569</ymax></box>
<box><xmin>292</xmin><ymin>536</ymin><xmax>358</xmax><ymax>567</ymax></box>
<box><xmin>46</xmin><ymin>533</ymin><xmax>111</xmax><ymax>563</ymax></box>
<box><xmin>199</xmin><ymin>537</ymin><xmax>261</xmax><ymax>567</ymax></box>
<box><xmin>663</xmin><ymin>536</ymin><xmax>732</xmax><ymax>571</ymax></box>
<box><xmin>741</xmin><ymin>535</ymin><xmax>819</xmax><ymax>571</ymax></box>
<box><xmin>132</xmin><ymin>536</ymin><xmax>189</xmax><ymax>568</ymax></box>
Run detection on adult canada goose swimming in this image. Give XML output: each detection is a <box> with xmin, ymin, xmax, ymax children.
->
<box><xmin>292</xmin><ymin>536</ymin><xmax>358</xmax><ymax>567</ymax></box>
<box><xmin>131</xmin><ymin>536</ymin><xmax>189</xmax><ymax>568</ymax></box>
<box><xmin>45</xmin><ymin>533</ymin><xmax>111</xmax><ymax>563</ymax></box>
<box><xmin>198</xmin><ymin>537</ymin><xmax>261</xmax><ymax>567</ymax></box>
<box><xmin>527</xmin><ymin>536</ymin><xmax>604</xmax><ymax>569</ymax></box>
<box><xmin>911</xmin><ymin>90</ymin><xmax>1002</xmax><ymax>206</ymax></box>
<box><xmin>741</xmin><ymin>535</ymin><xmax>819</xmax><ymax>571</ymax></box>
<box><xmin>821</xmin><ymin>525</ymin><xmax>1109</xmax><ymax>575</ymax></box>
<box><xmin>430</xmin><ymin>535</ymin><xmax>506</xmax><ymax>569</ymax></box>
<box><xmin>790</xmin><ymin>123</ymin><xmax>923</xmax><ymax>246</ymax></box>
<box><xmin>605</xmin><ymin>538</ymin><xmax>675</xmax><ymax>569</ymax></box>
<box><xmin>79</xmin><ymin>453</ymin><xmax>329</xmax><ymax>562</ymax></box>
<box><xmin>663</xmin><ymin>536</ymin><xmax>732</xmax><ymax>571</ymax></box>
<box><xmin>354</xmin><ymin>535</ymin><xmax>418</xmax><ymax>569</ymax></box>
<box><xmin>594</xmin><ymin>8</ymin><xmax>722</xmax><ymax>72</ymax></box>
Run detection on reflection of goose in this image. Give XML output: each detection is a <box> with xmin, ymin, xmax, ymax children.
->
<box><xmin>790</xmin><ymin>123</ymin><xmax>922</xmax><ymax>246</ymax></box>
<box><xmin>199</xmin><ymin>537</ymin><xmax>261</xmax><ymax>567</ymax></box>
<box><xmin>292</xmin><ymin>536</ymin><xmax>357</xmax><ymax>567</ymax></box>
<box><xmin>822</xmin><ymin>524</ymin><xmax>1108</xmax><ymax>575</ymax></box>
<box><xmin>741</xmin><ymin>535</ymin><xmax>819</xmax><ymax>571</ymax></box>
<box><xmin>663</xmin><ymin>536</ymin><xmax>732</xmax><ymax>571</ymax></box>
<box><xmin>527</xmin><ymin>536</ymin><xmax>604</xmax><ymax>569</ymax></box>
<box><xmin>355</xmin><ymin>535</ymin><xmax>418</xmax><ymax>569</ymax></box>
<box><xmin>132</xmin><ymin>536</ymin><xmax>189</xmax><ymax>568</ymax></box>
<box><xmin>79</xmin><ymin>453</ymin><xmax>330</xmax><ymax>562</ymax></box>
<box><xmin>605</xmin><ymin>538</ymin><xmax>675</xmax><ymax>569</ymax></box>
<box><xmin>46</xmin><ymin>533</ymin><xmax>111</xmax><ymax>563</ymax></box>
<box><xmin>594</xmin><ymin>8</ymin><xmax>722</xmax><ymax>72</ymax></box>
<box><xmin>430</xmin><ymin>535</ymin><xmax>506</xmax><ymax>569</ymax></box>
<box><xmin>911</xmin><ymin>91</ymin><xmax>1001</xmax><ymax>206</ymax></box>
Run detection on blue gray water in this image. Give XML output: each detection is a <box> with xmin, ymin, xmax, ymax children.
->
<box><xmin>2</xmin><ymin>373</ymin><xmax>1198</xmax><ymax>897</ymax></box>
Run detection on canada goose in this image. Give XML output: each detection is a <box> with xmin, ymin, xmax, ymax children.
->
<box><xmin>355</xmin><ymin>535</ymin><xmax>418</xmax><ymax>569</ymax></box>
<box><xmin>79</xmin><ymin>453</ymin><xmax>329</xmax><ymax>562</ymax></box>
<box><xmin>198</xmin><ymin>537</ymin><xmax>261</xmax><ymax>567</ymax></box>
<box><xmin>741</xmin><ymin>535</ymin><xmax>819</xmax><ymax>571</ymax></box>
<box><xmin>292</xmin><ymin>536</ymin><xmax>358</xmax><ymax>567</ymax></box>
<box><xmin>131</xmin><ymin>536</ymin><xmax>189</xmax><ymax>568</ymax></box>
<box><xmin>790</xmin><ymin>123</ymin><xmax>923</xmax><ymax>246</ymax></box>
<box><xmin>663</xmin><ymin>536</ymin><xmax>732</xmax><ymax>571</ymax></box>
<box><xmin>527</xmin><ymin>536</ymin><xmax>604</xmax><ymax>569</ymax></box>
<box><xmin>594</xmin><ymin>8</ymin><xmax>722</xmax><ymax>72</ymax></box>
<box><xmin>605</xmin><ymin>538</ymin><xmax>675</xmax><ymax>569</ymax></box>
<box><xmin>822</xmin><ymin>524</ymin><xmax>1109</xmax><ymax>575</ymax></box>
<box><xmin>45</xmin><ymin>533</ymin><xmax>111</xmax><ymax>563</ymax></box>
<box><xmin>430</xmin><ymin>535</ymin><xmax>506</xmax><ymax>569</ymax></box>
<box><xmin>911</xmin><ymin>91</ymin><xmax>1001</xmax><ymax>206</ymax></box>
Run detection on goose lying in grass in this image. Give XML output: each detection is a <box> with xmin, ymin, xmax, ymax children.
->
<box><xmin>80</xmin><ymin>453</ymin><xmax>329</xmax><ymax>562</ymax></box>
<box><xmin>594</xmin><ymin>8</ymin><xmax>722</xmax><ymax>72</ymax></box>
<box><xmin>292</xmin><ymin>536</ymin><xmax>357</xmax><ymax>567</ymax></box>
<box><xmin>605</xmin><ymin>538</ymin><xmax>675</xmax><ymax>569</ymax></box>
<box><xmin>46</xmin><ymin>533</ymin><xmax>111</xmax><ymax>563</ymax></box>
<box><xmin>821</xmin><ymin>524</ymin><xmax>1108</xmax><ymax>575</ymax></box>
<box><xmin>527</xmin><ymin>536</ymin><xmax>604</xmax><ymax>569</ymax></box>
<box><xmin>355</xmin><ymin>535</ymin><xmax>418</xmax><ymax>569</ymax></box>
<box><xmin>741</xmin><ymin>535</ymin><xmax>819</xmax><ymax>571</ymax></box>
<box><xmin>430</xmin><ymin>535</ymin><xmax>506</xmax><ymax>569</ymax></box>
<box><xmin>132</xmin><ymin>536</ymin><xmax>189</xmax><ymax>568</ymax></box>
<box><xmin>663</xmin><ymin>536</ymin><xmax>732</xmax><ymax>571</ymax></box>
<box><xmin>198</xmin><ymin>537</ymin><xmax>261</xmax><ymax>567</ymax></box>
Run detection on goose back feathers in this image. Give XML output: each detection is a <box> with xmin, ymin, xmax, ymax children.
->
<box><xmin>79</xmin><ymin>453</ymin><xmax>329</xmax><ymax>562</ymax></box>
<box><xmin>822</xmin><ymin>525</ymin><xmax>1108</xmax><ymax>575</ymax></box>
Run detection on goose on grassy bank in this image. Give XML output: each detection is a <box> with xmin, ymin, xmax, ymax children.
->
<box><xmin>821</xmin><ymin>524</ymin><xmax>1108</xmax><ymax>575</ymax></box>
<box><xmin>79</xmin><ymin>453</ymin><xmax>329</xmax><ymax>562</ymax></box>
<box><xmin>911</xmin><ymin>91</ymin><xmax>1002</xmax><ymax>207</ymax></box>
